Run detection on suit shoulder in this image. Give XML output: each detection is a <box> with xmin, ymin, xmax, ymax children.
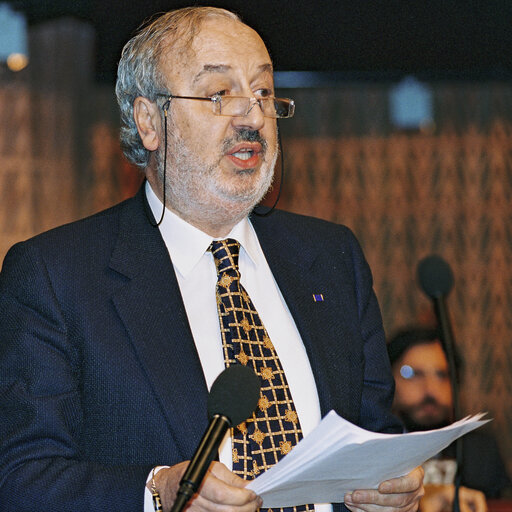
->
<box><xmin>0</xmin><ymin>197</ymin><xmax>138</xmax><ymax>281</ymax></box>
<box><xmin>252</xmin><ymin>209</ymin><xmax>363</xmax><ymax>259</ymax></box>
<box><xmin>250</xmin><ymin>209</ymin><xmax>372</xmax><ymax>288</ymax></box>
<box><xmin>7</xmin><ymin>197</ymin><xmax>133</xmax><ymax>253</ymax></box>
<box><xmin>254</xmin><ymin>209</ymin><xmax>357</xmax><ymax>239</ymax></box>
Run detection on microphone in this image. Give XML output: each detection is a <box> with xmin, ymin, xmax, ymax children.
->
<box><xmin>170</xmin><ymin>365</ymin><xmax>260</xmax><ymax>512</ymax></box>
<box><xmin>417</xmin><ymin>254</ymin><xmax>454</xmax><ymax>299</ymax></box>
<box><xmin>417</xmin><ymin>255</ymin><xmax>457</xmax><ymax>386</ymax></box>
<box><xmin>417</xmin><ymin>254</ymin><xmax>462</xmax><ymax>512</ymax></box>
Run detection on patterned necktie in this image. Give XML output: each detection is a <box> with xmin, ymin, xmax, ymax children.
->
<box><xmin>210</xmin><ymin>238</ymin><xmax>314</xmax><ymax>512</ymax></box>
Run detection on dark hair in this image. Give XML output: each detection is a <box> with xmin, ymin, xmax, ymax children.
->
<box><xmin>387</xmin><ymin>326</ymin><xmax>464</xmax><ymax>372</ymax></box>
<box><xmin>387</xmin><ymin>327</ymin><xmax>442</xmax><ymax>366</ymax></box>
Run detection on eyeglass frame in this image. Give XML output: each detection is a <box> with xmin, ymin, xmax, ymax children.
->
<box><xmin>155</xmin><ymin>92</ymin><xmax>295</xmax><ymax>119</ymax></box>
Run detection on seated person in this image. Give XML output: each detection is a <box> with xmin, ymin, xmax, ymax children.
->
<box><xmin>388</xmin><ymin>327</ymin><xmax>511</xmax><ymax>511</ymax></box>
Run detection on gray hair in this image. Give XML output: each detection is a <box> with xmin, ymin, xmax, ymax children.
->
<box><xmin>115</xmin><ymin>7</ymin><xmax>241</xmax><ymax>169</ymax></box>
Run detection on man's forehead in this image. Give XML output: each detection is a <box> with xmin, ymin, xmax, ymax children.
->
<box><xmin>159</xmin><ymin>16</ymin><xmax>272</xmax><ymax>89</ymax></box>
<box><xmin>192</xmin><ymin>63</ymin><xmax>273</xmax><ymax>84</ymax></box>
<box><xmin>190</xmin><ymin>19</ymin><xmax>271</xmax><ymax>66</ymax></box>
<box><xmin>402</xmin><ymin>342</ymin><xmax>448</xmax><ymax>366</ymax></box>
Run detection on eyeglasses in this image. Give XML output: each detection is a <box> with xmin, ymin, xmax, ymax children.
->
<box><xmin>156</xmin><ymin>93</ymin><xmax>295</xmax><ymax>119</ymax></box>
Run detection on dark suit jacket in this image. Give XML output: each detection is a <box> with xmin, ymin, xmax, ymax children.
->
<box><xmin>0</xmin><ymin>187</ymin><xmax>400</xmax><ymax>511</ymax></box>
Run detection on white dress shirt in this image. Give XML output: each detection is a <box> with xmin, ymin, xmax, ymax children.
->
<box><xmin>144</xmin><ymin>182</ymin><xmax>330</xmax><ymax>512</ymax></box>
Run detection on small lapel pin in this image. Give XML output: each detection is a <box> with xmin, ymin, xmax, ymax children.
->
<box><xmin>313</xmin><ymin>294</ymin><xmax>324</xmax><ymax>302</ymax></box>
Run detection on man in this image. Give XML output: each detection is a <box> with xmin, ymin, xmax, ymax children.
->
<box><xmin>0</xmin><ymin>7</ymin><xmax>424</xmax><ymax>512</ymax></box>
<box><xmin>388</xmin><ymin>328</ymin><xmax>511</xmax><ymax>511</ymax></box>
<box><xmin>388</xmin><ymin>328</ymin><xmax>455</xmax><ymax>433</ymax></box>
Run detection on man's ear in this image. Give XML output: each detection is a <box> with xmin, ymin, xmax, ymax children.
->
<box><xmin>133</xmin><ymin>97</ymin><xmax>162</xmax><ymax>152</ymax></box>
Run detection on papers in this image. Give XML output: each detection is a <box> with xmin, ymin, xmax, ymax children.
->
<box><xmin>246</xmin><ymin>411</ymin><xmax>488</xmax><ymax>507</ymax></box>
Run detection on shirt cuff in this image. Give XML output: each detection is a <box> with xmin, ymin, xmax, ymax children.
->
<box><xmin>144</xmin><ymin>466</ymin><xmax>170</xmax><ymax>511</ymax></box>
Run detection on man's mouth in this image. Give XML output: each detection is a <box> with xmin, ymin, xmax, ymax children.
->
<box><xmin>226</xmin><ymin>143</ymin><xmax>263</xmax><ymax>169</ymax></box>
<box><xmin>232</xmin><ymin>148</ymin><xmax>256</xmax><ymax>160</ymax></box>
<box><xmin>419</xmin><ymin>404</ymin><xmax>441</xmax><ymax>414</ymax></box>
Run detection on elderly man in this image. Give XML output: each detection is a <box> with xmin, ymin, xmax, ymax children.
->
<box><xmin>0</xmin><ymin>7</ymin><xmax>423</xmax><ymax>512</ymax></box>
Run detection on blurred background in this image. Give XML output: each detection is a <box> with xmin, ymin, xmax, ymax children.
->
<box><xmin>1</xmin><ymin>0</ymin><xmax>511</xmax><ymax>478</ymax></box>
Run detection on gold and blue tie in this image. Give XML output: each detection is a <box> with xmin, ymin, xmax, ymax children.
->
<box><xmin>210</xmin><ymin>238</ymin><xmax>314</xmax><ymax>512</ymax></box>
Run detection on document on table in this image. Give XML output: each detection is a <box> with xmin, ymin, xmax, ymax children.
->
<box><xmin>246</xmin><ymin>411</ymin><xmax>488</xmax><ymax>507</ymax></box>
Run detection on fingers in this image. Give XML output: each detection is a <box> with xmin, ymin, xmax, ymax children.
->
<box><xmin>198</xmin><ymin>462</ymin><xmax>261</xmax><ymax>506</ymax></box>
<box><xmin>155</xmin><ymin>461</ymin><xmax>262</xmax><ymax>512</ymax></box>
<box><xmin>344</xmin><ymin>466</ymin><xmax>425</xmax><ymax>512</ymax></box>
<box><xmin>208</xmin><ymin>461</ymin><xmax>252</xmax><ymax>490</ymax></box>
<box><xmin>379</xmin><ymin>467</ymin><xmax>425</xmax><ymax>495</ymax></box>
<box><xmin>189</xmin><ymin>491</ymin><xmax>261</xmax><ymax>512</ymax></box>
<box><xmin>345</xmin><ymin>489</ymin><xmax>422</xmax><ymax>512</ymax></box>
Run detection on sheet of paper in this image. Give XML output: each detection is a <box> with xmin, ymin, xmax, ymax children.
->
<box><xmin>246</xmin><ymin>411</ymin><xmax>488</xmax><ymax>507</ymax></box>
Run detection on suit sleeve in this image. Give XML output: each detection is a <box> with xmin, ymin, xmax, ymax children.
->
<box><xmin>0</xmin><ymin>242</ymin><xmax>152</xmax><ymax>511</ymax></box>
<box><xmin>345</xmin><ymin>228</ymin><xmax>402</xmax><ymax>434</ymax></box>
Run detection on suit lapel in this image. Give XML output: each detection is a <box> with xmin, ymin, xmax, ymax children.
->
<box><xmin>108</xmin><ymin>190</ymin><xmax>209</xmax><ymax>459</ymax></box>
<box><xmin>252</xmin><ymin>213</ymin><xmax>362</xmax><ymax>424</ymax></box>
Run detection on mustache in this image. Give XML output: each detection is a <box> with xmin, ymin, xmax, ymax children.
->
<box><xmin>417</xmin><ymin>396</ymin><xmax>443</xmax><ymax>409</ymax></box>
<box><xmin>222</xmin><ymin>128</ymin><xmax>268</xmax><ymax>154</ymax></box>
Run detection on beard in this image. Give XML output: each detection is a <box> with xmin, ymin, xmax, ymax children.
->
<box><xmin>396</xmin><ymin>396</ymin><xmax>453</xmax><ymax>432</ymax></box>
<box><xmin>156</xmin><ymin>123</ymin><xmax>278</xmax><ymax>230</ymax></box>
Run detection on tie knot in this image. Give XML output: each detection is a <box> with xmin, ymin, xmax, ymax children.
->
<box><xmin>210</xmin><ymin>238</ymin><xmax>240</xmax><ymax>275</ymax></box>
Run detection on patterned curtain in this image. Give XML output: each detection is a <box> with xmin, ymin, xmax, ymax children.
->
<box><xmin>277</xmin><ymin>124</ymin><xmax>512</xmax><ymax>476</ymax></box>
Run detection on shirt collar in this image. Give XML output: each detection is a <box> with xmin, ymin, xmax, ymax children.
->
<box><xmin>145</xmin><ymin>181</ymin><xmax>259</xmax><ymax>278</ymax></box>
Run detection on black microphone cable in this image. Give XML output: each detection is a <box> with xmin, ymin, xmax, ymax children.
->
<box><xmin>253</xmin><ymin>123</ymin><xmax>284</xmax><ymax>217</ymax></box>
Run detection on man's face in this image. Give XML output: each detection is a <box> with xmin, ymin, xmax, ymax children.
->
<box><xmin>156</xmin><ymin>17</ymin><xmax>278</xmax><ymax>232</ymax></box>
<box><xmin>392</xmin><ymin>341</ymin><xmax>453</xmax><ymax>431</ymax></box>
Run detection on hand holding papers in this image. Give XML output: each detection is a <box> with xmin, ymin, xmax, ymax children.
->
<box><xmin>246</xmin><ymin>411</ymin><xmax>488</xmax><ymax>507</ymax></box>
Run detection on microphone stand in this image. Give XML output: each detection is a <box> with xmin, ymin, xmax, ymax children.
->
<box><xmin>417</xmin><ymin>255</ymin><xmax>463</xmax><ymax>512</ymax></box>
<box><xmin>432</xmin><ymin>295</ymin><xmax>463</xmax><ymax>512</ymax></box>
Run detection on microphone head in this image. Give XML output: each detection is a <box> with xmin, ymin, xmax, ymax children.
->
<box><xmin>207</xmin><ymin>365</ymin><xmax>260</xmax><ymax>427</ymax></box>
<box><xmin>417</xmin><ymin>254</ymin><xmax>454</xmax><ymax>298</ymax></box>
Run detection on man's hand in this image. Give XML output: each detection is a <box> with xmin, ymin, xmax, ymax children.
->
<box><xmin>420</xmin><ymin>484</ymin><xmax>487</xmax><ymax>512</ymax></box>
<box><xmin>150</xmin><ymin>461</ymin><xmax>262</xmax><ymax>512</ymax></box>
<box><xmin>345</xmin><ymin>466</ymin><xmax>425</xmax><ymax>512</ymax></box>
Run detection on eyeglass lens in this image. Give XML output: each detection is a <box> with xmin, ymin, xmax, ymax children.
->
<box><xmin>214</xmin><ymin>97</ymin><xmax>293</xmax><ymax>118</ymax></box>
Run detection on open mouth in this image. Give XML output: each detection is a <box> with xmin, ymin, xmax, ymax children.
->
<box><xmin>226</xmin><ymin>143</ymin><xmax>263</xmax><ymax>169</ymax></box>
<box><xmin>231</xmin><ymin>148</ymin><xmax>256</xmax><ymax>160</ymax></box>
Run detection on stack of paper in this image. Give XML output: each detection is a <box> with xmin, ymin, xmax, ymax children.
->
<box><xmin>247</xmin><ymin>411</ymin><xmax>488</xmax><ymax>507</ymax></box>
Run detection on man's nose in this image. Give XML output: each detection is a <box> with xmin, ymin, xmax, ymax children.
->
<box><xmin>231</xmin><ymin>98</ymin><xmax>265</xmax><ymax>132</ymax></box>
<box><xmin>424</xmin><ymin>376</ymin><xmax>445</xmax><ymax>397</ymax></box>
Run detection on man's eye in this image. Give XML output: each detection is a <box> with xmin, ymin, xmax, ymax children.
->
<box><xmin>400</xmin><ymin>365</ymin><xmax>415</xmax><ymax>379</ymax></box>
<box><xmin>255</xmin><ymin>88</ymin><xmax>272</xmax><ymax>98</ymax></box>
<box><xmin>211</xmin><ymin>90</ymin><xmax>228</xmax><ymax>97</ymax></box>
